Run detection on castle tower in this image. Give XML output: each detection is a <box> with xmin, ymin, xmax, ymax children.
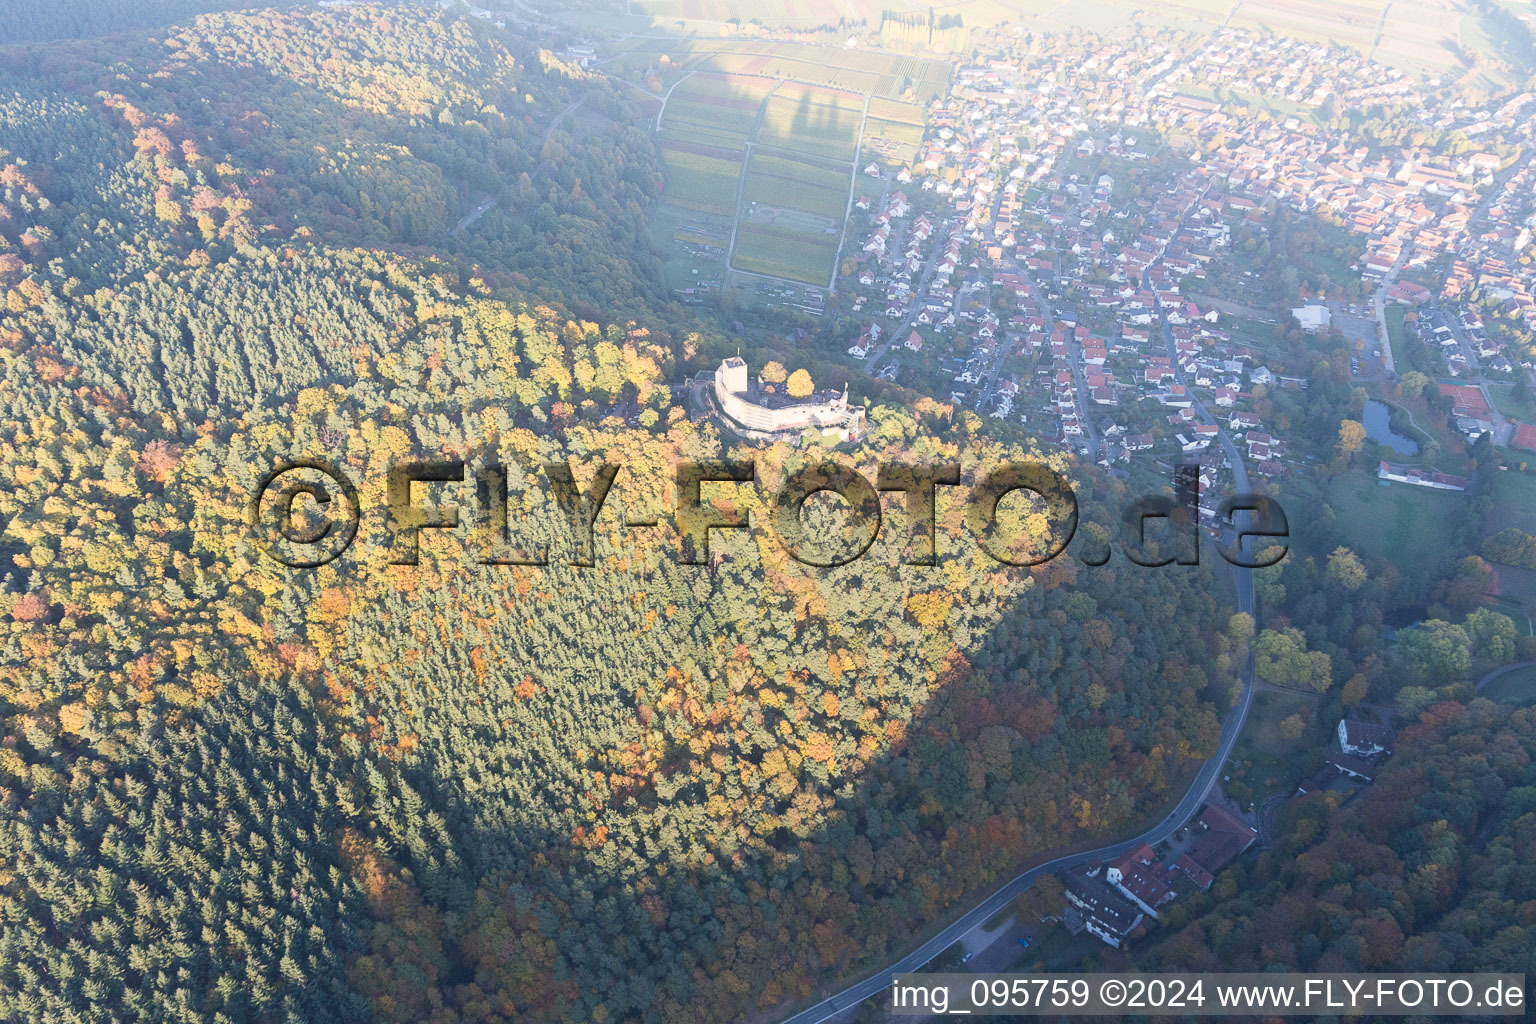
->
<box><xmin>719</xmin><ymin>355</ymin><xmax>749</xmax><ymax>395</ymax></box>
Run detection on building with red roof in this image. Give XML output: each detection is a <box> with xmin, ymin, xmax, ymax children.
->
<box><xmin>1174</xmin><ymin>804</ymin><xmax>1258</xmax><ymax>891</ymax></box>
<box><xmin>1106</xmin><ymin>843</ymin><xmax>1175</xmax><ymax>917</ymax></box>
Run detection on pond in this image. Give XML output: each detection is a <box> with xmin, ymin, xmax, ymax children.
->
<box><xmin>1363</xmin><ymin>399</ymin><xmax>1419</xmax><ymax>455</ymax></box>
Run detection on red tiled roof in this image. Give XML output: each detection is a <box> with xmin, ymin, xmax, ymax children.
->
<box><xmin>1187</xmin><ymin>805</ymin><xmax>1257</xmax><ymax>878</ymax></box>
<box><xmin>1173</xmin><ymin>853</ymin><xmax>1213</xmax><ymax>889</ymax></box>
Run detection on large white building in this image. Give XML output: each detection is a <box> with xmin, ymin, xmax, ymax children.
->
<box><xmin>712</xmin><ymin>357</ymin><xmax>866</xmax><ymax>441</ymax></box>
<box><xmin>1290</xmin><ymin>304</ymin><xmax>1331</xmax><ymax>333</ymax></box>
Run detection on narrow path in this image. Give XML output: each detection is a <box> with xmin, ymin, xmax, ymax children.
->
<box><xmin>654</xmin><ymin>70</ymin><xmax>696</xmax><ymax>132</ymax></box>
<box><xmin>1374</xmin><ymin>395</ymin><xmax>1430</xmax><ymax>443</ymax></box>
<box><xmin>1369</xmin><ymin>247</ymin><xmax>1408</xmax><ymax>377</ymax></box>
<box><xmin>861</xmin><ymin>220</ymin><xmax>944</xmax><ymax>376</ymax></box>
<box><xmin>615</xmin><ymin>78</ymin><xmax>662</xmax><ymax>102</ymax></box>
<box><xmin>723</xmin><ymin>82</ymin><xmax>779</xmax><ymax>277</ymax></box>
<box><xmin>827</xmin><ymin>93</ymin><xmax>872</xmax><ymax>291</ymax></box>
<box><xmin>1367</xmin><ymin>0</ymin><xmax>1393</xmax><ymax>61</ymax></box>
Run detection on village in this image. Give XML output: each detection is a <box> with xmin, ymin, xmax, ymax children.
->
<box><xmin>835</xmin><ymin>26</ymin><xmax>1536</xmax><ymax>518</ymax></box>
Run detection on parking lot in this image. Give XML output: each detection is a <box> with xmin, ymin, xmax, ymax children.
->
<box><xmin>1330</xmin><ymin>302</ymin><xmax>1384</xmax><ymax>376</ymax></box>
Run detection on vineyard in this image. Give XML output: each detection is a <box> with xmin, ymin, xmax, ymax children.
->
<box><xmin>758</xmin><ymin>83</ymin><xmax>865</xmax><ymax>161</ymax></box>
<box><xmin>607</xmin><ymin>36</ymin><xmax>950</xmax><ymax>102</ymax></box>
<box><xmin>743</xmin><ymin>150</ymin><xmax>852</xmax><ymax>221</ymax></box>
<box><xmin>733</xmin><ymin>220</ymin><xmax>839</xmax><ymax>284</ymax></box>
<box><xmin>658</xmin><ymin>140</ymin><xmax>742</xmax><ymax>215</ymax></box>
<box><xmin>657</xmin><ymin>72</ymin><xmax>778</xmax><ymax>148</ymax></box>
<box><xmin>629</xmin><ymin>0</ymin><xmax>884</xmax><ymax>23</ymax></box>
<box><xmin>612</xmin><ymin>34</ymin><xmax>941</xmax><ymax>289</ymax></box>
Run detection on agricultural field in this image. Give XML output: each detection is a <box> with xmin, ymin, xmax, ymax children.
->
<box><xmin>1374</xmin><ymin>0</ymin><xmax>1464</xmax><ymax>69</ymax></box>
<box><xmin>603</xmin><ymin>36</ymin><xmax>950</xmax><ymax>103</ymax></box>
<box><xmin>628</xmin><ymin>0</ymin><xmax>884</xmax><ymax>24</ymax></box>
<box><xmin>863</xmin><ymin>117</ymin><xmax>925</xmax><ymax>162</ymax></box>
<box><xmin>604</xmin><ymin>37</ymin><xmax>942</xmax><ymax>287</ymax></box>
<box><xmin>757</xmin><ymin>83</ymin><xmax>866</xmax><ymax>161</ymax></box>
<box><xmin>590</xmin><ymin>0</ymin><xmax>1517</xmax><ymax>88</ymax></box>
<box><xmin>743</xmin><ymin>150</ymin><xmax>851</xmax><ymax>221</ymax></box>
<box><xmin>863</xmin><ymin>97</ymin><xmax>928</xmax><ymax>163</ymax></box>
<box><xmin>658</xmin><ymin>139</ymin><xmax>743</xmax><ymax>215</ymax></box>
<box><xmin>734</xmin><ymin>217</ymin><xmax>839</xmax><ymax>285</ymax></box>
<box><xmin>867</xmin><ymin>96</ymin><xmax>926</xmax><ymax>123</ymax></box>
<box><xmin>647</xmin><ymin>203</ymin><xmax>731</xmax><ymax>294</ymax></box>
<box><xmin>936</xmin><ymin>0</ymin><xmax>1062</xmax><ymax>23</ymax></box>
<box><xmin>658</xmin><ymin>72</ymin><xmax>777</xmax><ymax>148</ymax></box>
<box><xmin>1460</xmin><ymin>7</ymin><xmax>1536</xmax><ymax>87</ymax></box>
<box><xmin>1230</xmin><ymin>0</ymin><xmax>1384</xmax><ymax>48</ymax></box>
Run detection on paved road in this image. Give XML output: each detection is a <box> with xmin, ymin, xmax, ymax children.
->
<box><xmin>1016</xmin><ymin>265</ymin><xmax>1097</xmax><ymax>456</ymax></box>
<box><xmin>861</xmin><ymin>222</ymin><xmax>952</xmax><ymax>376</ymax></box>
<box><xmin>614</xmin><ymin>78</ymin><xmax>662</xmax><ymax>102</ymax></box>
<box><xmin>537</xmin><ymin>97</ymin><xmax>585</xmax><ymax>150</ymax></box>
<box><xmin>776</xmin><ymin>511</ymin><xmax>1257</xmax><ymax>1024</ymax></box>
<box><xmin>1476</xmin><ymin>660</ymin><xmax>1536</xmax><ymax>694</ymax></box>
<box><xmin>449</xmin><ymin>97</ymin><xmax>585</xmax><ymax>238</ymax></box>
<box><xmin>1418</xmin><ymin>159</ymin><xmax>1530</xmax><ymax>445</ymax></box>
<box><xmin>1428</xmin><ymin>301</ymin><xmax>1515</xmax><ymax>447</ymax></box>
<box><xmin>448</xmin><ymin>195</ymin><xmax>497</xmax><ymax>238</ymax></box>
<box><xmin>774</xmin><ymin>173</ymin><xmax>1264</xmax><ymax>1024</ymax></box>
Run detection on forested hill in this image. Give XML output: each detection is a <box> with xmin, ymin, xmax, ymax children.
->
<box><xmin>0</xmin><ymin>2</ymin><xmax>670</xmax><ymax>321</ymax></box>
<box><xmin>0</xmin><ymin>6</ymin><xmax>1244</xmax><ymax>1023</ymax></box>
<box><xmin>0</xmin><ymin>0</ymin><xmax>299</xmax><ymax>44</ymax></box>
<box><xmin>1145</xmin><ymin>699</ymin><xmax>1535</xmax><ymax>977</ymax></box>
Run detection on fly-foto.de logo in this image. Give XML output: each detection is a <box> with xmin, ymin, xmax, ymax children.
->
<box><xmin>248</xmin><ymin>457</ymin><xmax>1288</xmax><ymax>571</ymax></box>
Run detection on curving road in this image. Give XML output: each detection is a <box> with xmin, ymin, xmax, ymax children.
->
<box><xmin>776</xmin><ymin>483</ymin><xmax>1258</xmax><ymax>1024</ymax></box>
<box><xmin>1476</xmin><ymin>660</ymin><xmax>1536</xmax><ymax>694</ymax></box>
<box><xmin>859</xmin><ymin>222</ymin><xmax>950</xmax><ymax>375</ymax></box>
<box><xmin>1023</xmin><ymin>263</ymin><xmax>1099</xmax><ymax>457</ymax></box>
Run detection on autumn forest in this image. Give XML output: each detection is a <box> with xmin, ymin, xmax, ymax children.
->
<box><xmin>0</xmin><ymin>4</ymin><xmax>1532</xmax><ymax>1024</ymax></box>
